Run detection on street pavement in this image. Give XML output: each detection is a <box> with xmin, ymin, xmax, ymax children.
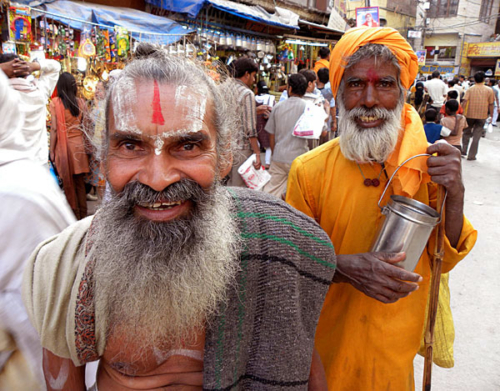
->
<box><xmin>414</xmin><ymin>127</ymin><xmax>500</xmax><ymax>389</ymax></box>
<box><xmin>86</xmin><ymin>129</ymin><xmax>500</xmax><ymax>389</ymax></box>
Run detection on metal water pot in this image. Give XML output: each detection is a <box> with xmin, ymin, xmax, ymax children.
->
<box><xmin>370</xmin><ymin>154</ymin><xmax>445</xmax><ymax>272</ymax></box>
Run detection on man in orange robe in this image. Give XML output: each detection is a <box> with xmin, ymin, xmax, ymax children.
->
<box><xmin>313</xmin><ymin>47</ymin><xmax>330</xmax><ymax>74</ymax></box>
<box><xmin>287</xmin><ymin>27</ymin><xmax>477</xmax><ymax>390</ymax></box>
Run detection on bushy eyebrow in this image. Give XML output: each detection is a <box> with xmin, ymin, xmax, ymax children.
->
<box><xmin>346</xmin><ymin>76</ymin><xmax>397</xmax><ymax>83</ymax></box>
<box><xmin>165</xmin><ymin>131</ymin><xmax>210</xmax><ymax>143</ymax></box>
<box><xmin>110</xmin><ymin>131</ymin><xmax>143</xmax><ymax>142</ymax></box>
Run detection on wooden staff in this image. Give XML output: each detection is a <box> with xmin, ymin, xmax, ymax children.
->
<box><xmin>422</xmin><ymin>184</ymin><xmax>447</xmax><ymax>391</ymax></box>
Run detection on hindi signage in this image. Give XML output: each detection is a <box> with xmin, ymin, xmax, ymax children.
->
<box><xmin>467</xmin><ymin>42</ymin><xmax>500</xmax><ymax>57</ymax></box>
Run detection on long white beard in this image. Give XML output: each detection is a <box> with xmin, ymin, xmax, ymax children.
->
<box><xmin>338</xmin><ymin>99</ymin><xmax>404</xmax><ymax>163</ymax></box>
<box><xmin>92</xmin><ymin>182</ymin><xmax>241</xmax><ymax>352</ymax></box>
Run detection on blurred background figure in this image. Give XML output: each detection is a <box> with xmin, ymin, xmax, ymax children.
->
<box><xmin>255</xmin><ymin>80</ymin><xmax>275</xmax><ymax>169</ymax></box>
<box><xmin>0</xmin><ymin>70</ymin><xmax>75</xmax><ymax>390</ymax></box>
<box><xmin>0</xmin><ymin>54</ymin><xmax>60</xmax><ymax>168</ymax></box>
<box><xmin>49</xmin><ymin>72</ymin><xmax>90</xmax><ymax>219</ymax></box>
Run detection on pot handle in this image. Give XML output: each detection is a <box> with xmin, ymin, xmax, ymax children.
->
<box><xmin>378</xmin><ymin>153</ymin><xmax>431</xmax><ymax>209</ymax></box>
<box><xmin>377</xmin><ymin>153</ymin><xmax>448</xmax><ymax>223</ymax></box>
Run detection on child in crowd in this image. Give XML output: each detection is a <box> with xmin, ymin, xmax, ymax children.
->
<box><xmin>423</xmin><ymin>108</ymin><xmax>442</xmax><ymax>143</ymax></box>
<box><xmin>440</xmin><ymin>90</ymin><xmax>463</xmax><ymax>116</ymax></box>
<box><xmin>440</xmin><ymin>99</ymin><xmax>467</xmax><ymax>151</ymax></box>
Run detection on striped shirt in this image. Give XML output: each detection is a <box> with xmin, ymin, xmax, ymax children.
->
<box><xmin>231</xmin><ymin>79</ymin><xmax>258</xmax><ymax>150</ymax></box>
<box><xmin>464</xmin><ymin>83</ymin><xmax>495</xmax><ymax>119</ymax></box>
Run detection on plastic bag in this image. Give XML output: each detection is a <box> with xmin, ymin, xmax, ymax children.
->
<box><xmin>238</xmin><ymin>154</ymin><xmax>271</xmax><ymax>191</ymax></box>
<box><xmin>292</xmin><ymin>102</ymin><xmax>328</xmax><ymax>139</ymax></box>
<box><xmin>418</xmin><ymin>273</ymin><xmax>455</xmax><ymax>368</ymax></box>
<box><xmin>483</xmin><ymin>117</ymin><xmax>493</xmax><ymax>133</ymax></box>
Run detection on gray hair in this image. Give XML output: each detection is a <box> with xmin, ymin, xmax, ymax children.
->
<box><xmin>102</xmin><ymin>46</ymin><xmax>236</xmax><ymax>169</ymax></box>
<box><xmin>338</xmin><ymin>43</ymin><xmax>405</xmax><ymax>104</ymax></box>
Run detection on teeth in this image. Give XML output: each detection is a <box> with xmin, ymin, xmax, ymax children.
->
<box><xmin>359</xmin><ymin>116</ymin><xmax>379</xmax><ymax>122</ymax></box>
<box><xmin>139</xmin><ymin>201</ymin><xmax>183</xmax><ymax>209</ymax></box>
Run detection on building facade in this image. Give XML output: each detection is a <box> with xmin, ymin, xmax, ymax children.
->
<box><xmin>415</xmin><ymin>0</ymin><xmax>500</xmax><ymax>77</ymax></box>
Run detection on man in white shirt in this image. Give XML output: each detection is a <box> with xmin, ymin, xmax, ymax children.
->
<box><xmin>0</xmin><ymin>70</ymin><xmax>75</xmax><ymax>389</ymax></box>
<box><xmin>0</xmin><ymin>55</ymin><xmax>60</xmax><ymax>167</ymax></box>
<box><xmin>425</xmin><ymin>70</ymin><xmax>448</xmax><ymax>110</ymax></box>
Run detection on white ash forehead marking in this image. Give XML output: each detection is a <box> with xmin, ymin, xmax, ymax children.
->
<box><xmin>174</xmin><ymin>85</ymin><xmax>208</xmax><ymax>132</ymax></box>
<box><xmin>112</xmin><ymin>76</ymin><xmax>142</xmax><ymax>135</ymax></box>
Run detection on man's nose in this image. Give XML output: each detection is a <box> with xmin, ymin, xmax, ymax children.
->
<box><xmin>137</xmin><ymin>153</ymin><xmax>182</xmax><ymax>192</ymax></box>
<box><xmin>362</xmin><ymin>83</ymin><xmax>379</xmax><ymax>108</ymax></box>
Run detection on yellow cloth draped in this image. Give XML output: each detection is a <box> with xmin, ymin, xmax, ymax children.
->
<box><xmin>329</xmin><ymin>27</ymin><xmax>418</xmax><ymax>98</ymax></box>
<box><xmin>286</xmin><ymin>124</ymin><xmax>477</xmax><ymax>390</ymax></box>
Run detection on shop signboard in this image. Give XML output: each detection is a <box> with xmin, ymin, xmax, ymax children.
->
<box><xmin>356</xmin><ymin>7</ymin><xmax>380</xmax><ymax>28</ymax></box>
<box><xmin>419</xmin><ymin>65</ymin><xmax>454</xmax><ymax>74</ymax></box>
<box><xmin>416</xmin><ymin>50</ymin><xmax>426</xmax><ymax>66</ymax></box>
<box><xmin>460</xmin><ymin>42</ymin><xmax>471</xmax><ymax>76</ymax></box>
<box><xmin>467</xmin><ymin>42</ymin><xmax>500</xmax><ymax>57</ymax></box>
<box><xmin>495</xmin><ymin>59</ymin><xmax>500</xmax><ymax>76</ymax></box>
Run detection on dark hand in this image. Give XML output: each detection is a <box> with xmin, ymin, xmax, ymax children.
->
<box><xmin>256</xmin><ymin>105</ymin><xmax>272</xmax><ymax>119</ymax></box>
<box><xmin>426</xmin><ymin>141</ymin><xmax>464</xmax><ymax>206</ymax></box>
<box><xmin>334</xmin><ymin>252</ymin><xmax>422</xmax><ymax>304</ymax></box>
<box><xmin>253</xmin><ymin>153</ymin><xmax>261</xmax><ymax>170</ymax></box>
<box><xmin>0</xmin><ymin>59</ymin><xmax>29</xmax><ymax>78</ymax></box>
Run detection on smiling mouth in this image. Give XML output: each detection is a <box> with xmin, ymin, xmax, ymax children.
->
<box><xmin>137</xmin><ymin>201</ymin><xmax>183</xmax><ymax>211</ymax></box>
<box><xmin>359</xmin><ymin>115</ymin><xmax>381</xmax><ymax>122</ymax></box>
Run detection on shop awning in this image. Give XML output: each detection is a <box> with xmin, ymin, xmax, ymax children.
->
<box><xmin>145</xmin><ymin>0</ymin><xmax>205</xmax><ymax>18</ymax></box>
<box><xmin>31</xmin><ymin>0</ymin><xmax>194</xmax><ymax>45</ymax></box>
<box><xmin>206</xmin><ymin>0</ymin><xmax>299</xmax><ymax>29</ymax></box>
<box><xmin>145</xmin><ymin>0</ymin><xmax>299</xmax><ymax>29</ymax></box>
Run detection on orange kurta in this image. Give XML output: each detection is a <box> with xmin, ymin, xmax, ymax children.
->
<box><xmin>286</xmin><ymin>110</ymin><xmax>477</xmax><ymax>390</ymax></box>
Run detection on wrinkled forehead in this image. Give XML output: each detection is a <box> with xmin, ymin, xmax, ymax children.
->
<box><xmin>109</xmin><ymin>76</ymin><xmax>212</xmax><ymax>133</ymax></box>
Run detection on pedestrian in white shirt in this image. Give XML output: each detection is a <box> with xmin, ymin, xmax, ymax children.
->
<box><xmin>0</xmin><ymin>69</ymin><xmax>75</xmax><ymax>390</ymax></box>
<box><xmin>0</xmin><ymin>55</ymin><xmax>60</xmax><ymax>167</ymax></box>
<box><xmin>425</xmin><ymin>70</ymin><xmax>448</xmax><ymax>110</ymax></box>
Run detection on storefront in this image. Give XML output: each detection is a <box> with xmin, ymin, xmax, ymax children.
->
<box><xmin>462</xmin><ymin>41</ymin><xmax>500</xmax><ymax>78</ymax></box>
<box><xmin>1</xmin><ymin>0</ymin><xmax>193</xmax><ymax>100</ymax></box>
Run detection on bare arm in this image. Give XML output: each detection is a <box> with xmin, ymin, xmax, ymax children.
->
<box><xmin>43</xmin><ymin>349</ymin><xmax>86</xmax><ymax>391</ymax></box>
<box><xmin>249</xmin><ymin>137</ymin><xmax>261</xmax><ymax>169</ymax></box>
<box><xmin>269</xmin><ymin>134</ymin><xmax>275</xmax><ymax>154</ymax></box>
<box><xmin>308</xmin><ymin>348</ymin><xmax>328</xmax><ymax>391</ymax></box>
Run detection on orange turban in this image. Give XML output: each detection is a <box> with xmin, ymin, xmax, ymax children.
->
<box><xmin>329</xmin><ymin>27</ymin><xmax>418</xmax><ymax>98</ymax></box>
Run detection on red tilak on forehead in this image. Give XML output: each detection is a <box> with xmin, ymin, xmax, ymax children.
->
<box><xmin>151</xmin><ymin>80</ymin><xmax>165</xmax><ymax>125</ymax></box>
<box><xmin>367</xmin><ymin>68</ymin><xmax>379</xmax><ymax>83</ymax></box>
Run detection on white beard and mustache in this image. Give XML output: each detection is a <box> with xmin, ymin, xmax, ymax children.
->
<box><xmin>338</xmin><ymin>97</ymin><xmax>404</xmax><ymax>163</ymax></box>
<box><xmin>92</xmin><ymin>179</ymin><xmax>241</xmax><ymax>351</ymax></box>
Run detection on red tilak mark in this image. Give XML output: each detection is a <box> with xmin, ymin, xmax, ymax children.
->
<box><xmin>151</xmin><ymin>80</ymin><xmax>165</xmax><ymax>125</ymax></box>
<box><xmin>367</xmin><ymin>68</ymin><xmax>379</xmax><ymax>83</ymax></box>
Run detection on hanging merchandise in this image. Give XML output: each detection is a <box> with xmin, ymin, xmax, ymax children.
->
<box><xmin>79</xmin><ymin>25</ymin><xmax>96</xmax><ymax>58</ymax></box>
<box><xmin>115</xmin><ymin>26</ymin><xmax>130</xmax><ymax>59</ymax></box>
<box><xmin>9</xmin><ymin>6</ymin><xmax>32</xmax><ymax>41</ymax></box>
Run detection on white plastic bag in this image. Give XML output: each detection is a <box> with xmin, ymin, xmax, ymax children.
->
<box><xmin>238</xmin><ymin>154</ymin><xmax>271</xmax><ymax>191</ymax></box>
<box><xmin>483</xmin><ymin>117</ymin><xmax>492</xmax><ymax>133</ymax></box>
<box><xmin>292</xmin><ymin>102</ymin><xmax>328</xmax><ymax>139</ymax></box>
<box><xmin>440</xmin><ymin>126</ymin><xmax>452</xmax><ymax>137</ymax></box>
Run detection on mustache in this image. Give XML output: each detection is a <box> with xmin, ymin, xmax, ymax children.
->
<box><xmin>346</xmin><ymin>106</ymin><xmax>395</xmax><ymax>120</ymax></box>
<box><xmin>114</xmin><ymin>179</ymin><xmax>211</xmax><ymax>206</ymax></box>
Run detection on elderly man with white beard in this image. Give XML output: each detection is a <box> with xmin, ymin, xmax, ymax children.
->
<box><xmin>286</xmin><ymin>28</ymin><xmax>477</xmax><ymax>390</ymax></box>
<box><xmin>22</xmin><ymin>45</ymin><xmax>336</xmax><ymax>391</ymax></box>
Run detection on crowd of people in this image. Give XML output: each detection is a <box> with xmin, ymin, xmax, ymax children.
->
<box><xmin>411</xmin><ymin>69</ymin><xmax>496</xmax><ymax>161</ymax></box>
<box><xmin>0</xmin><ymin>26</ymin><xmax>478</xmax><ymax>391</ymax></box>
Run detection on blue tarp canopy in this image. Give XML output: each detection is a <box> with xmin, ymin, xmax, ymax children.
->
<box><xmin>30</xmin><ymin>0</ymin><xmax>194</xmax><ymax>45</ymax></box>
<box><xmin>145</xmin><ymin>0</ymin><xmax>299</xmax><ymax>29</ymax></box>
<box><xmin>144</xmin><ymin>0</ymin><xmax>205</xmax><ymax>18</ymax></box>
